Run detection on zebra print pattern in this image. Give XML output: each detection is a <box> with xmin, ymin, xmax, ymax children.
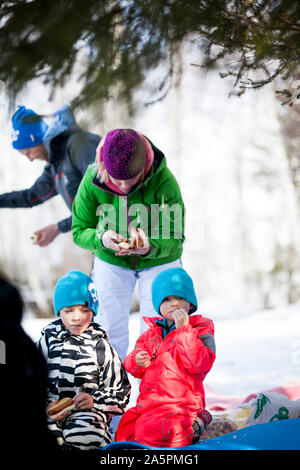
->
<box><xmin>37</xmin><ymin>319</ymin><xmax>131</xmax><ymax>450</ymax></box>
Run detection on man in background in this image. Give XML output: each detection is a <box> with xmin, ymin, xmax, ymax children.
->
<box><xmin>0</xmin><ymin>104</ymin><xmax>100</xmax><ymax>246</ymax></box>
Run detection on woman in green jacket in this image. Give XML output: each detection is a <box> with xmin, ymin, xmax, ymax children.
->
<box><xmin>72</xmin><ymin>129</ymin><xmax>185</xmax><ymax>362</ymax></box>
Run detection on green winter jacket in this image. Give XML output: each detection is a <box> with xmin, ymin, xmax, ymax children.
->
<box><xmin>72</xmin><ymin>140</ymin><xmax>185</xmax><ymax>270</ymax></box>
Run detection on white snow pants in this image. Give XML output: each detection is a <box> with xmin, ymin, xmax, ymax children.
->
<box><xmin>92</xmin><ymin>257</ymin><xmax>182</xmax><ymax>361</ymax></box>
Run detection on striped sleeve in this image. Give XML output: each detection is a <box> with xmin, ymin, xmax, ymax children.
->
<box><xmin>91</xmin><ymin>339</ymin><xmax>131</xmax><ymax>415</ymax></box>
<box><xmin>36</xmin><ymin>332</ymin><xmax>50</xmax><ymax>360</ymax></box>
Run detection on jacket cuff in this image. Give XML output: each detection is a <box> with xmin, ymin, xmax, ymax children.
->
<box><xmin>58</xmin><ymin>217</ymin><xmax>72</xmax><ymax>233</ymax></box>
<box><xmin>98</xmin><ymin>230</ymin><xmax>105</xmax><ymax>247</ymax></box>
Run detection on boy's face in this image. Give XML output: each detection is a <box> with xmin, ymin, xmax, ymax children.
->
<box><xmin>59</xmin><ymin>304</ymin><xmax>94</xmax><ymax>335</ymax></box>
<box><xmin>159</xmin><ymin>296</ymin><xmax>191</xmax><ymax>321</ymax></box>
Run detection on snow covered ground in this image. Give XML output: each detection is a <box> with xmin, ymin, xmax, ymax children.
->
<box><xmin>22</xmin><ymin>303</ymin><xmax>300</xmax><ymax>409</ymax></box>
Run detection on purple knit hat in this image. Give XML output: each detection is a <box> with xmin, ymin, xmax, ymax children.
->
<box><xmin>102</xmin><ymin>129</ymin><xmax>146</xmax><ymax>180</ymax></box>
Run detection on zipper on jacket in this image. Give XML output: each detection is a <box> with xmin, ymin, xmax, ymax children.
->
<box><xmin>91</xmin><ymin>174</ymin><xmax>143</xmax><ymax>270</ymax></box>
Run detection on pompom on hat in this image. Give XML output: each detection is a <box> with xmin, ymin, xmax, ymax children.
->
<box><xmin>151</xmin><ymin>267</ymin><xmax>198</xmax><ymax>315</ymax></box>
<box><xmin>53</xmin><ymin>270</ymin><xmax>99</xmax><ymax>316</ymax></box>
<box><xmin>11</xmin><ymin>106</ymin><xmax>48</xmax><ymax>150</ymax></box>
<box><xmin>102</xmin><ymin>128</ymin><xmax>147</xmax><ymax>180</ymax></box>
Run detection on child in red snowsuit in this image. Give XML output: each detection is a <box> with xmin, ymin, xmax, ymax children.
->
<box><xmin>116</xmin><ymin>267</ymin><xmax>216</xmax><ymax>447</ymax></box>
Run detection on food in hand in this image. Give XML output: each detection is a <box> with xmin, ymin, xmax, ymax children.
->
<box><xmin>118</xmin><ymin>238</ymin><xmax>136</xmax><ymax>249</ymax></box>
<box><xmin>135</xmin><ymin>230</ymin><xmax>144</xmax><ymax>248</ymax></box>
<box><xmin>118</xmin><ymin>229</ymin><xmax>144</xmax><ymax>249</ymax></box>
<box><xmin>47</xmin><ymin>397</ymin><xmax>75</xmax><ymax>419</ymax></box>
<box><xmin>30</xmin><ymin>233</ymin><xmax>42</xmax><ymax>244</ymax></box>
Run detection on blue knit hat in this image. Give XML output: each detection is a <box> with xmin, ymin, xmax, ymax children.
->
<box><xmin>53</xmin><ymin>271</ymin><xmax>99</xmax><ymax>316</ymax></box>
<box><xmin>151</xmin><ymin>267</ymin><xmax>198</xmax><ymax>315</ymax></box>
<box><xmin>11</xmin><ymin>106</ymin><xmax>48</xmax><ymax>150</ymax></box>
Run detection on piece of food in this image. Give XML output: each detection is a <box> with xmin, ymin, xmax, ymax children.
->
<box><xmin>30</xmin><ymin>233</ymin><xmax>42</xmax><ymax>244</ymax></box>
<box><xmin>47</xmin><ymin>397</ymin><xmax>75</xmax><ymax>419</ymax></box>
<box><xmin>118</xmin><ymin>230</ymin><xmax>144</xmax><ymax>249</ymax></box>
<box><xmin>118</xmin><ymin>238</ymin><xmax>136</xmax><ymax>249</ymax></box>
<box><xmin>135</xmin><ymin>230</ymin><xmax>144</xmax><ymax>248</ymax></box>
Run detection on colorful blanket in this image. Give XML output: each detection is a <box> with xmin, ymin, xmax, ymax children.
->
<box><xmin>204</xmin><ymin>382</ymin><xmax>300</xmax><ymax>411</ymax></box>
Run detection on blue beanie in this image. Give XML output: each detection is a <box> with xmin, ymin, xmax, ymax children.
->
<box><xmin>53</xmin><ymin>271</ymin><xmax>99</xmax><ymax>316</ymax></box>
<box><xmin>11</xmin><ymin>106</ymin><xmax>48</xmax><ymax>150</ymax></box>
<box><xmin>151</xmin><ymin>267</ymin><xmax>198</xmax><ymax>315</ymax></box>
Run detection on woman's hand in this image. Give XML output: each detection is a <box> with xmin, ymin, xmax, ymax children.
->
<box><xmin>130</xmin><ymin>227</ymin><xmax>150</xmax><ymax>255</ymax></box>
<box><xmin>116</xmin><ymin>227</ymin><xmax>150</xmax><ymax>256</ymax></box>
<box><xmin>135</xmin><ymin>350</ymin><xmax>151</xmax><ymax>368</ymax></box>
<box><xmin>101</xmin><ymin>230</ymin><xmax>124</xmax><ymax>252</ymax></box>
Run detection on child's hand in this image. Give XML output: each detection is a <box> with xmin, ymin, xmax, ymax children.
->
<box><xmin>73</xmin><ymin>392</ymin><xmax>94</xmax><ymax>410</ymax></box>
<box><xmin>135</xmin><ymin>350</ymin><xmax>151</xmax><ymax>368</ymax></box>
<box><xmin>172</xmin><ymin>309</ymin><xmax>189</xmax><ymax>328</ymax></box>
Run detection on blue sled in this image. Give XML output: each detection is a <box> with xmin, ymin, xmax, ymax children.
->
<box><xmin>103</xmin><ymin>418</ymin><xmax>300</xmax><ymax>451</ymax></box>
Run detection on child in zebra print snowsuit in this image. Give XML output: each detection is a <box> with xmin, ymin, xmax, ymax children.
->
<box><xmin>37</xmin><ymin>270</ymin><xmax>131</xmax><ymax>451</ymax></box>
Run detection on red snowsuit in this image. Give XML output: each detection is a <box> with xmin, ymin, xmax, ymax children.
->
<box><xmin>116</xmin><ymin>314</ymin><xmax>215</xmax><ymax>447</ymax></box>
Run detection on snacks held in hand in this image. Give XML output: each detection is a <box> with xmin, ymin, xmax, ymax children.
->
<box><xmin>30</xmin><ymin>233</ymin><xmax>42</xmax><ymax>244</ymax></box>
<box><xmin>118</xmin><ymin>229</ymin><xmax>144</xmax><ymax>250</ymax></box>
<box><xmin>118</xmin><ymin>238</ymin><xmax>136</xmax><ymax>250</ymax></box>
<box><xmin>47</xmin><ymin>397</ymin><xmax>75</xmax><ymax>420</ymax></box>
<box><xmin>135</xmin><ymin>231</ymin><xmax>144</xmax><ymax>248</ymax></box>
